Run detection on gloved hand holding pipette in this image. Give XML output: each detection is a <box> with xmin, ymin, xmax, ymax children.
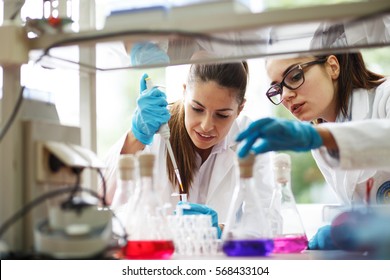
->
<box><xmin>178</xmin><ymin>202</ymin><xmax>222</xmax><ymax>239</ymax></box>
<box><xmin>131</xmin><ymin>73</ymin><xmax>171</xmax><ymax>145</ymax></box>
<box><xmin>236</xmin><ymin>117</ymin><xmax>323</xmax><ymax>158</ymax></box>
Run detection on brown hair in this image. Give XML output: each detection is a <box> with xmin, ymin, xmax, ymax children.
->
<box><xmin>315</xmin><ymin>52</ymin><xmax>385</xmax><ymax>123</ymax></box>
<box><xmin>167</xmin><ymin>61</ymin><xmax>249</xmax><ymax>194</ymax></box>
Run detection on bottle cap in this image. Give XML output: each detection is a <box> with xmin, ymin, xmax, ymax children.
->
<box><xmin>238</xmin><ymin>153</ymin><xmax>255</xmax><ymax>178</ymax></box>
<box><xmin>273</xmin><ymin>153</ymin><xmax>291</xmax><ymax>184</ymax></box>
<box><xmin>118</xmin><ymin>154</ymin><xmax>136</xmax><ymax>180</ymax></box>
<box><xmin>273</xmin><ymin>153</ymin><xmax>291</xmax><ymax>168</ymax></box>
<box><xmin>138</xmin><ymin>153</ymin><xmax>155</xmax><ymax>177</ymax></box>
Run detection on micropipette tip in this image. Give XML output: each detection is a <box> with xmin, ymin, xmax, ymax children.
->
<box><xmin>174</xmin><ymin>168</ymin><xmax>184</xmax><ymax>193</ymax></box>
<box><xmin>180</xmin><ymin>193</ymin><xmax>188</xmax><ymax>203</ymax></box>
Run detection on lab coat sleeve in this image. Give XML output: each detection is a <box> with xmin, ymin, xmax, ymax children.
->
<box><xmin>98</xmin><ymin>131</ymin><xmax>153</xmax><ymax>204</ymax></box>
<box><xmin>98</xmin><ymin>133</ymin><xmax>127</xmax><ymax>204</ymax></box>
<box><xmin>318</xmin><ymin>119</ymin><xmax>390</xmax><ymax>170</ymax></box>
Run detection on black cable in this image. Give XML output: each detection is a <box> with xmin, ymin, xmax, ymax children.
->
<box><xmin>0</xmin><ymin>185</ymin><xmax>125</xmax><ymax>240</ymax></box>
<box><xmin>41</xmin><ymin>29</ymin><xmax>269</xmax><ymax>52</ymax></box>
<box><xmin>30</xmin><ymin>28</ymin><xmax>270</xmax><ymax>72</ymax></box>
<box><xmin>97</xmin><ymin>168</ymin><xmax>108</xmax><ymax>207</ymax></box>
<box><xmin>60</xmin><ymin>168</ymin><xmax>83</xmax><ymax>208</ymax></box>
<box><xmin>0</xmin><ymin>86</ymin><xmax>25</xmax><ymax>142</ymax></box>
<box><xmin>0</xmin><ymin>186</ymin><xmax>77</xmax><ymax>238</ymax></box>
<box><xmin>8</xmin><ymin>0</ymin><xmax>25</xmax><ymax>21</ymax></box>
<box><xmin>0</xmin><ymin>167</ymin><xmax>126</xmax><ymax>245</ymax></box>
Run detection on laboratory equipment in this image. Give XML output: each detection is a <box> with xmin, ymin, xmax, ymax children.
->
<box><xmin>32</xmin><ymin>138</ymin><xmax>112</xmax><ymax>259</ymax></box>
<box><xmin>168</xmin><ymin>200</ymin><xmax>219</xmax><ymax>256</ymax></box>
<box><xmin>145</xmin><ymin>77</ymin><xmax>184</xmax><ymax>194</ymax></box>
<box><xmin>330</xmin><ymin>204</ymin><xmax>390</xmax><ymax>256</ymax></box>
<box><xmin>111</xmin><ymin>154</ymin><xmax>137</xmax><ymax>235</ymax></box>
<box><xmin>34</xmin><ymin>196</ymin><xmax>112</xmax><ymax>259</ymax></box>
<box><xmin>123</xmin><ymin>153</ymin><xmax>175</xmax><ymax>259</ymax></box>
<box><xmin>222</xmin><ymin>153</ymin><xmax>274</xmax><ymax>257</ymax></box>
<box><xmin>272</xmin><ymin>153</ymin><xmax>308</xmax><ymax>253</ymax></box>
<box><xmin>330</xmin><ymin>178</ymin><xmax>390</xmax><ymax>255</ymax></box>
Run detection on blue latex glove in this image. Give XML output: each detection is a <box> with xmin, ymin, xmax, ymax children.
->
<box><xmin>308</xmin><ymin>225</ymin><xmax>338</xmax><ymax>250</ymax></box>
<box><xmin>131</xmin><ymin>73</ymin><xmax>170</xmax><ymax>145</ymax></box>
<box><xmin>177</xmin><ymin>201</ymin><xmax>222</xmax><ymax>239</ymax></box>
<box><xmin>130</xmin><ymin>42</ymin><xmax>170</xmax><ymax>66</ymax></box>
<box><xmin>236</xmin><ymin>117</ymin><xmax>323</xmax><ymax>158</ymax></box>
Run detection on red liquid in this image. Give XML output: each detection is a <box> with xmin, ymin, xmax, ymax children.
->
<box><xmin>122</xmin><ymin>240</ymin><xmax>175</xmax><ymax>259</ymax></box>
<box><xmin>273</xmin><ymin>235</ymin><xmax>308</xmax><ymax>253</ymax></box>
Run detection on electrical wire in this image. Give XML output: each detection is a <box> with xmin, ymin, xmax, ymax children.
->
<box><xmin>0</xmin><ymin>41</ymin><xmax>49</xmax><ymax>143</ymax></box>
<box><xmin>0</xmin><ymin>86</ymin><xmax>25</xmax><ymax>142</ymax></box>
<box><xmin>0</xmin><ymin>185</ymin><xmax>80</xmax><ymax>238</ymax></box>
<box><xmin>97</xmin><ymin>168</ymin><xmax>108</xmax><ymax>207</ymax></box>
<box><xmin>8</xmin><ymin>0</ymin><xmax>25</xmax><ymax>21</ymax></box>
<box><xmin>60</xmin><ymin>167</ymin><xmax>83</xmax><ymax>208</ymax></box>
<box><xmin>0</xmin><ymin>168</ymin><xmax>126</xmax><ymax>247</ymax></box>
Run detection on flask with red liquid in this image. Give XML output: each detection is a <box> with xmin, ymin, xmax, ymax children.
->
<box><xmin>272</xmin><ymin>153</ymin><xmax>308</xmax><ymax>253</ymax></box>
<box><xmin>222</xmin><ymin>153</ymin><xmax>274</xmax><ymax>257</ymax></box>
<box><xmin>123</xmin><ymin>153</ymin><xmax>174</xmax><ymax>259</ymax></box>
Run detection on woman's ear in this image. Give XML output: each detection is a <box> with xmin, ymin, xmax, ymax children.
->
<box><xmin>327</xmin><ymin>55</ymin><xmax>340</xmax><ymax>79</ymax></box>
<box><xmin>237</xmin><ymin>99</ymin><xmax>246</xmax><ymax>116</ymax></box>
<box><xmin>182</xmin><ymin>83</ymin><xmax>186</xmax><ymax>100</ymax></box>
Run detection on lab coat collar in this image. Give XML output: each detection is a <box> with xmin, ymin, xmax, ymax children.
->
<box><xmin>209</xmin><ymin>137</ymin><xmax>227</xmax><ymax>155</ymax></box>
<box><xmin>209</xmin><ymin>119</ymin><xmax>241</xmax><ymax>155</ymax></box>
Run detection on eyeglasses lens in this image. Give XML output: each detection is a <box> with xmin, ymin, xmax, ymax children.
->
<box><xmin>284</xmin><ymin>68</ymin><xmax>305</xmax><ymax>89</ymax></box>
<box><xmin>267</xmin><ymin>84</ymin><xmax>282</xmax><ymax>104</ymax></box>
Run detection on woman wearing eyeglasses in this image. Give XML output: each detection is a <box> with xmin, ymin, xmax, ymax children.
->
<box><xmin>236</xmin><ymin>52</ymin><xmax>390</xmax><ymax>249</ymax></box>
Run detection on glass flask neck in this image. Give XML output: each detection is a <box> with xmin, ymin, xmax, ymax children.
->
<box><xmin>140</xmin><ymin>175</ymin><xmax>154</xmax><ymax>191</ymax></box>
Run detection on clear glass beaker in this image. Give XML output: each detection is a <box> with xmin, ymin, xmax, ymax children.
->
<box><xmin>222</xmin><ymin>154</ymin><xmax>274</xmax><ymax>257</ymax></box>
<box><xmin>272</xmin><ymin>153</ymin><xmax>308</xmax><ymax>253</ymax></box>
<box><xmin>123</xmin><ymin>153</ymin><xmax>174</xmax><ymax>259</ymax></box>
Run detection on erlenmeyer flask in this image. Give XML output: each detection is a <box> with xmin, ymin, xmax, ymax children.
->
<box><xmin>222</xmin><ymin>154</ymin><xmax>274</xmax><ymax>257</ymax></box>
<box><xmin>272</xmin><ymin>153</ymin><xmax>308</xmax><ymax>253</ymax></box>
<box><xmin>111</xmin><ymin>154</ymin><xmax>138</xmax><ymax>237</ymax></box>
<box><xmin>123</xmin><ymin>153</ymin><xmax>175</xmax><ymax>259</ymax></box>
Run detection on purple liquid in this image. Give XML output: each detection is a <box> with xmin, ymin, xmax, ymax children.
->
<box><xmin>222</xmin><ymin>239</ymin><xmax>274</xmax><ymax>257</ymax></box>
<box><xmin>273</xmin><ymin>235</ymin><xmax>308</xmax><ymax>253</ymax></box>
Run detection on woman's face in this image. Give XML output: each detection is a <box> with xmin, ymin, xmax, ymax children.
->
<box><xmin>183</xmin><ymin>81</ymin><xmax>243</xmax><ymax>152</ymax></box>
<box><xmin>266</xmin><ymin>56</ymin><xmax>339</xmax><ymax>122</ymax></box>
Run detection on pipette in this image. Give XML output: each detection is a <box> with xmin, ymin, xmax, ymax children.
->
<box><xmin>145</xmin><ymin>77</ymin><xmax>184</xmax><ymax>193</ymax></box>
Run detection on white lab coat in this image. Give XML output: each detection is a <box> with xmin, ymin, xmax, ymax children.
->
<box><xmin>312</xmin><ymin>78</ymin><xmax>390</xmax><ymax>205</ymax></box>
<box><xmin>102</xmin><ymin>115</ymin><xmax>276</xmax><ymax>224</ymax></box>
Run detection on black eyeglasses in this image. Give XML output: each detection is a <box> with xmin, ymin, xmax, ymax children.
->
<box><xmin>266</xmin><ymin>57</ymin><xmax>328</xmax><ymax>105</ymax></box>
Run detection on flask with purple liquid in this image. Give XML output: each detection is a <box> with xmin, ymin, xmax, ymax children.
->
<box><xmin>222</xmin><ymin>154</ymin><xmax>274</xmax><ymax>257</ymax></box>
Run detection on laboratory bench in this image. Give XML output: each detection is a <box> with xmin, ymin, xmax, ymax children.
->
<box><xmin>170</xmin><ymin>250</ymin><xmax>378</xmax><ymax>260</ymax></box>
<box><xmin>101</xmin><ymin>248</ymin><xmax>387</xmax><ymax>260</ymax></box>
<box><xmin>0</xmin><ymin>249</ymin><xmax>382</xmax><ymax>260</ymax></box>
